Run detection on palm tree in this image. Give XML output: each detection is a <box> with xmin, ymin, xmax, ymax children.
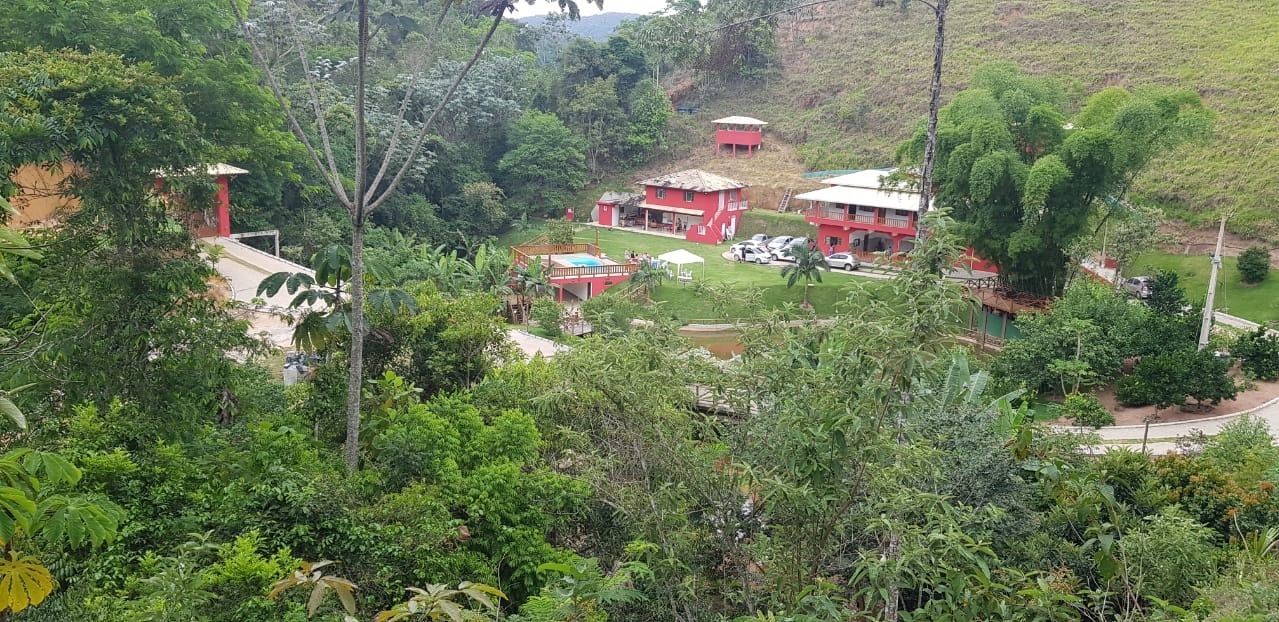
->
<box><xmin>629</xmin><ymin>263</ymin><xmax>666</xmax><ymax>300</ymax></box>
<box><xmin>780</xmin><ymin>244</ymin><xmax>828</xmax><ymax>309</ymax></box>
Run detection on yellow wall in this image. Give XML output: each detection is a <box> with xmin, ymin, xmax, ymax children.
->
<box><xmin>6</xmin><ymin>163</ymin><xmax>81</xmax><ymax>228</ymax></box>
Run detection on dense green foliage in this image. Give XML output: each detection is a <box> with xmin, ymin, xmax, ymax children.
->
<box><xmin>1237</xmin><ymin>246</ymin><xmax>1271</xmax><ymax>284</ymax></box>
<box><xmin>4</xmin><ymin>2</ymin><xmax>1279</xmax><ymax>620</ymax></box>
<box><xmin>1232</xmin><ymin>328</ymin><xmax>1279</xmax><ymax>381</ymax></box>
<box><xmin>896</xmin><ymin>63</ymin><xmax>1210</xmax><ymax>296</ymax></box>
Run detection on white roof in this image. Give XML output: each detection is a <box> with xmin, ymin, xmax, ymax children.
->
<box><xmin>821</xmin><ymin>168</ymin><xmax>901</xmax><ymax>189</ymax></box>
<box><xmin>794</xmin><ymin>185</ymin><xmax>926</xmax><ymax>212</ymax></box>
<box><xmin>155</xmin><ymin>163</ymin><xmax>249</xmax><ymax>178</ymax></box>
<box><xmin>207</xmin><ymin>163</ymin><xmax>249</xmax><ymax>176</ymax></box>
<box><xmin>713</xmin><ymin>116</ymin><xmax>768</xmax><ymax>126</ymax></box>
<box><xmin>657</xmin><ymin>249</ymin><xmax>705</xmax><ymax>266</ymax></box>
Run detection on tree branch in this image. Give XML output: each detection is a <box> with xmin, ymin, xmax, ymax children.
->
<box><xmin>367</xmin><ymin>10</ymin><xmax>507</xmax><ymax>210</ymax></box>
<box><xmin>228</xmin><ymin>0</ymin><xmax>352</xmax><ymax>209</ymax></box>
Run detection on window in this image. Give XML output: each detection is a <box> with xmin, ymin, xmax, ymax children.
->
<box><xmin>655</xmin><ymin>188</ymin><xmax>666</xmax><ymax>199</ymax></box>
<box><xmin>825</xmin><ymin>236</ymin><xmax>842</xmax><ymax>249</ymax></box>
<box><xmin>697</xmin><ymin>225</ymin><xmax>706</xmax><ymax>235</ymax></box>
<box><xmin>683</xmin><ymin>190</ymin><xmax>696</xmax><ymax>202</ymax></box>
<box><xmin>729</xmin><ymin>190</ymin><xmax>738</xmax><ymax>201</ymax></box>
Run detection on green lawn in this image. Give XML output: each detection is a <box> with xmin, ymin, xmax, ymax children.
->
<box><xmin>503</xmin><ymin>221</ymin><xmax>885</xmax><ymax>322</ymax></box>
<box><xmin>1130</xmin><ymin>251</ymin><xmax>1279</xmax><ymax>324</ymax></box>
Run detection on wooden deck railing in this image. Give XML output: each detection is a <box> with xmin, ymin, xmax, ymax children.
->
<box><xmin>548</xmin><ymin>263</ymin><xmax>639</xmax><ymax>279</ymax></box>
<box><xmin>512</xmin><ymin>243</ymin><xmax>602</xmax><ymax>267</ymax></box>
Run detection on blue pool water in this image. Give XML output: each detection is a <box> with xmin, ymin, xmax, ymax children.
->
<box><xmin>561</xmin><ymin>256</ymin><xmax>604</xmax><ymax>267</ymax></box>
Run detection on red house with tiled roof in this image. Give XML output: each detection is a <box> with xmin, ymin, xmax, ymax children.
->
<box><xmin>594</xmin><ymin>169</ymin><xmax>749</xmax><ymax>245</ymax></box>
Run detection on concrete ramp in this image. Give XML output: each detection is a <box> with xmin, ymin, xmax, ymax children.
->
<box><xmin>200</xmin><ymin>236</ymin><xmax>318</xmax><ymax>313</ymax></box>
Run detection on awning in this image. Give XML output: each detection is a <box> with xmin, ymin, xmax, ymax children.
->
<box><xmin>638</xmin><ymin>202</ymin><xmax>704</xmax><ymax>217</ymax></box>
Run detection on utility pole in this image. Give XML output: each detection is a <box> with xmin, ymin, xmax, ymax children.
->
<box><xmin>1197</xmin><ymin>212</ymin><xmax>1228</xmax><ymax>351</ymax></box>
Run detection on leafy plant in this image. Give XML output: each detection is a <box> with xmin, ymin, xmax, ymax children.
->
<box><xmin>268</xmin><ymin>561</ymin><xmax>358</xmax><ymax>621</ymax></box>
<box><xmin>1059</xmin><ymin>393</ymin><xmax>1114</xmax><ymax>429</ymax></box>
<box><xmin>375</xmin><ymin>582</ymin><xmax>505</xmax><ymax>622</ymax></box>
<box><xmin>1232</xmin><ymin>327</ymin><xmax>1279</xmax><ymax>380</ymax></box>
<box><xmin>532</xmin><ymin>299</ymin><xmax>566</xmax><ymax>338</ymax></box>
<box><xmin>1237</xmin><ymin>246</ymin><xmax>1270</xmax><ymax>284</ymax></box>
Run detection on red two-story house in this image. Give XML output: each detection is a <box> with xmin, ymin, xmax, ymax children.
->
<box><xmin>799</xmin><ymin>169</ymin><xmax>924</xmax><ymax>257</ymax></box>
<box><xmin>597</xmin><ymin>169</ymin><xmax>750</xmax><ymax>245</ymax></box>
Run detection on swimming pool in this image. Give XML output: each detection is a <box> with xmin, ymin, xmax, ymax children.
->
<box><xmin>561</xmin><ymin>256</ymin><xmax>604</xmax><ymax>267</ymax></box>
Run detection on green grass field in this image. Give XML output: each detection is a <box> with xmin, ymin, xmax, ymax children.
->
<box><xmin>684</xmin><ymin>1</ymin><xmax>1279</xmax><ymax>240</ymax></box>
<box><xmin>1130</xmin><ymin>251</ymin><xmax>1279</xmax><ymax>324</ymax></box>
<box><xmin>501</xmin><ymin>222</ymin><xmax>884</xmax><ymax>322</ymax></box>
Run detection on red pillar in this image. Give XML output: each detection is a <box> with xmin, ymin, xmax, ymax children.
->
<box><xmin>215</xmin><ymin>175</ymin><xmax>232</xmax><ymax>237</ymax></box>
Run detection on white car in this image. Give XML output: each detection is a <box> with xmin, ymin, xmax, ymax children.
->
<box><xmin>729</xmin><ymin>240</ymin><xmax>765</xmax><ymax>256</ymax></box>
<box><xmin>732</xmin><ymin>245</ymin><xmax>772</xmax><ymax>264</ymax></box>
<box><xmin>826</xmin><ymin>252</ymin><xmax>861</xmax><ymax>271</ymax></box>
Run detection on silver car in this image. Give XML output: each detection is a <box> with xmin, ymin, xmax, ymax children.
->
<box><xmin>826</xmin><ymin>252</ymin><xmax>861</xmax><ymax>271</ymax></box>
<box><xmin>765</xmin><ymin>235</ymin><xmax>794</xmax><ymax>254</ymax></box>
<box><xmin>1122</xmin><ymin>276</ymin><xmax>1153</xmax><ymax>299</ymax></box>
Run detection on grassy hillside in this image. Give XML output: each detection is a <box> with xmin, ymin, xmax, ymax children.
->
<box><xmin>680</xmin><ymin>0</ymin><xmax>1279</xmax><ymax>240</ymax></box>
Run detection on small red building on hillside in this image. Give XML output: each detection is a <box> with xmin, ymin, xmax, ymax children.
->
<box><xmin>713</xmin><ymin>116</ymin><xmax>767</xmax><ymax>158</ymax></box>
<box><xmin>594</xmin><ymin>169</ymin><xmax>750</xmax><ymax>245</ymax></box>
<box><xmin>799</xmin><ymin>169</ymin><xmax>923</xmax><ymax>257</ymax></box>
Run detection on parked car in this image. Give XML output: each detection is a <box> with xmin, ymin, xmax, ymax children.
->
<box><xmin>733</xmin><ymin>245</ymin><xmax>772</xmax><ymax>264</ymax></box>
<box><xmin>729</xmin><ymin>240</ymin><xmax>765</xmax><ymax>256</ymax></box>
<box><xmin>748</xmin><ymin>233</ymin><xmax>772</xmax><ymax>245</ymax></box>
<box><xmin>773</xmin><ymin>237</ymin><xmax>810</xmax><ymax>261</ymax></box>
<box><xmin>1122</xmin><ymin>276</ymin><xmax>1154</xmax><ymax>299</ymax></box>
<box><xmin>765</xmin><ymin>235</ymin><xmax>795</xmax><ymax>253</ymax></box>
<box><xmin>826</xmin><ymin>252</ymin><xmax>861</xmax><ymax>271</ymax></box>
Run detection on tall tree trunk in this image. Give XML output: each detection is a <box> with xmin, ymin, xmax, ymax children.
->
<box><xmin>345</xmin><ymin>0</ymin><xmax>371</xmax><ymax>472</ymax></box>
<box><xmin>916</xmin><ymin>0</ymin><xmax>948</xmax><ymax>221</ymax></box>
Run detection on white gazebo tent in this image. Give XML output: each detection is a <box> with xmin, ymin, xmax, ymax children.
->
<box><xmin>657</xmin><ymin>248</ymin><xmax>706</xmax><ymax>282</ymax></box>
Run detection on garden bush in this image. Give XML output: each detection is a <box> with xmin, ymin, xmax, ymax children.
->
<box><xmin>1233</xmin><ymin>327</ymin><xmax>1279</xmax><ymax>380</ymax></box>
<box><xmin>531</xmin><ymin>298</ymin><xmax>565</xmax><ymax>338</ymax></box>
<box><xmin>1059</xmin><ymin>393</ymin><xmax>1115</xmax><ymax>428</ymax></box>
<box><xmin>1237</xmin><ymin>246</ymin><xmax>1271</xmax><ymax>284</ymax></box>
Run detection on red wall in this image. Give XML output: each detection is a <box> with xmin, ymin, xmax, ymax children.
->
<box><xmin>596</xmin><ymin>201</ymin><xmax>615</xmax><ymax>226</ymax></box>
<box><xmin>644</xmin><ymin>186</ymin><xmax>721</xmax><ymax>214</ymax></box>
<box><xmin>715</xmin><ymin>129</ymin><xmax>763</xmax><ymax>147</ymax></box>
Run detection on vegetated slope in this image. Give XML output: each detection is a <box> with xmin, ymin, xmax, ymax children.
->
<box><xmin>685</xmin><ymin>0</ymin><xmax>1279</xmax><ymax>240</ymax></box>
<box><xmin>517</xmin><ymin>12</ymin><xmax>640</xmax><ymax>40</ymax></box>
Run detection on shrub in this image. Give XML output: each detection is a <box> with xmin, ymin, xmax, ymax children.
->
<box><xmin>1118</xmin><ymin>349</ymin><xmax>1236</xmax><ymax>412</ymax></box>
<box><xmin>532</xmin><ymin>298</ymin><xmax>565</xmax><ymax>338</ymax></box>
<box><xmin>1233</xmin><ymin>327</ymin><xmax>1279</xmax><ymax>381</ymax></box>
<box><xmin>544</xmin><ymin>220</ymin><xmax>576</xmax><ymax>245</ymax></box>
<box><xmin>1115</xmin><ymin>374</ymin><xmax>1153</xmax><ymax>407</ymax></box>
<box><xmin>1237</xmin><ymin>246</ymin><xmax>1271</xmax><ymax>284</ymax></box>
<box><xmin>1058</xmin><ymin>393</ymin><xmax>1115</xmax><ymax>428</ymax></box>
<box><xmin>1120</xmin><ymin>507</ymin><xmax>1219</xmax><ymax>606</ymax></box>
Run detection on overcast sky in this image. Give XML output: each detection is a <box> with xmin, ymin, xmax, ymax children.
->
<box><xmin>512</xmin><ymin>0</ymin><xmax>671</xmax><ymax>18</ymax></box>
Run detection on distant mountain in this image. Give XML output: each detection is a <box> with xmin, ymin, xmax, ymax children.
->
<box><xmin>517</xmin><ymin>12</ymin><xmax>640</xmax><ymax>41</ymax></box>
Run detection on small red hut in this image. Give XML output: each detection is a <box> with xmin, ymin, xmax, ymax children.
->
<box><xmin>713</xmin><ymin>116</ymin><xmax>767</xmax><ymax>158</ymax></box>
<box><xmin>154</xmin><ymin>163</ymin><xmax>249</xmax><ymax>238</ymax></box>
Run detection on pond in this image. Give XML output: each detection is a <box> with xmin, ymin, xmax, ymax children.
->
<box><xmin>679</xmin><ymin>328</ymin><xmax>744</xmax><ymax>360</ymax></box>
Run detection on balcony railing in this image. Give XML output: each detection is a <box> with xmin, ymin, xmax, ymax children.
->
<box><xmin>806</xmin><ymin>207</ymin><xmax>913</xmax><ymax>230</ymax></box>
<box><xmin>727</xmin><ymin>200</ymin><xmax>749</xmax><ymax>211</ymax></box>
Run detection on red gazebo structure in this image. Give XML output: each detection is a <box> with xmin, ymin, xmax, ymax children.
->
<box><xmin>713</xmin><ymin>116</ymin><xmax>767</xmax><ymax>158</ymax></box>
